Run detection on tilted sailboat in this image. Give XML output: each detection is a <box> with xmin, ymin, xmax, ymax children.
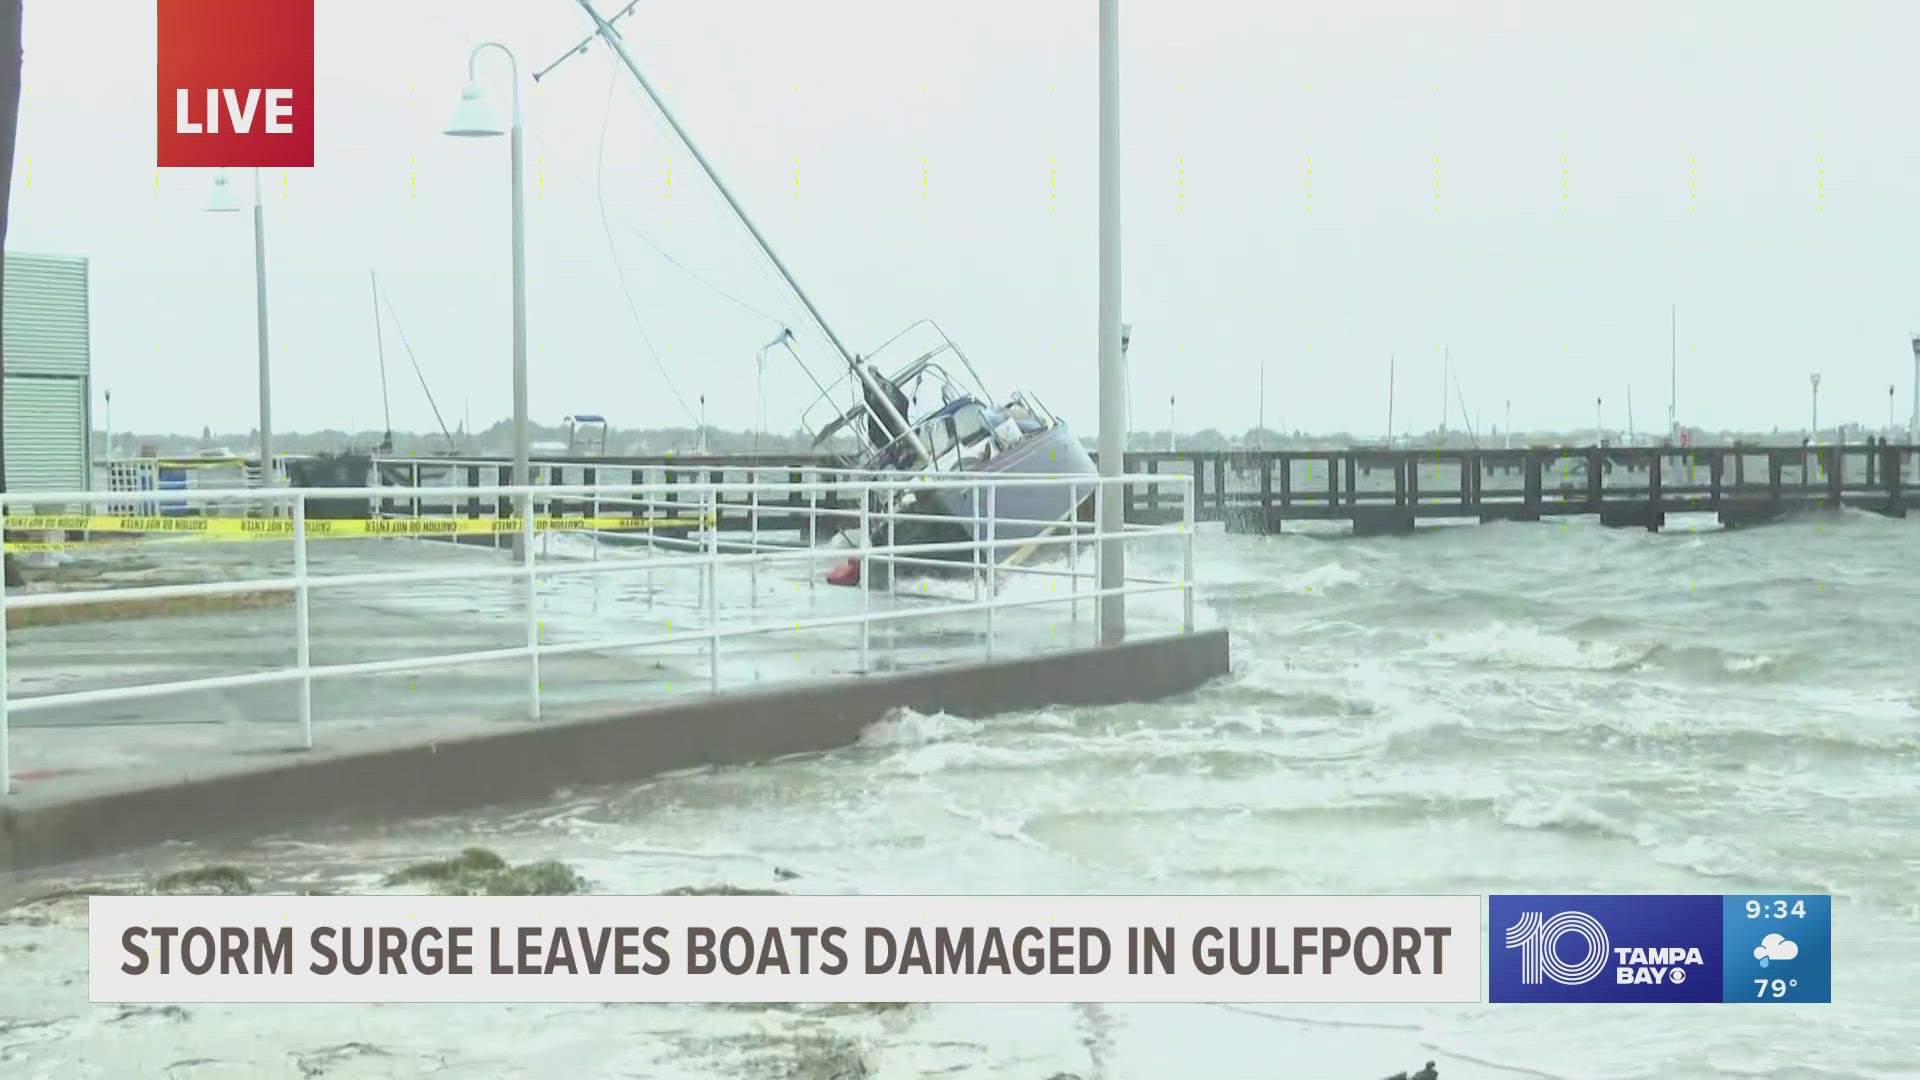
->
<box><xmin>554</xmin><ymin>0</ymin><xmax>1098</xmax><ymax>584</ymax></box>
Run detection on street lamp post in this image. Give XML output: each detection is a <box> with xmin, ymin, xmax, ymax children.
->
<box><xmin>1096</xmin><ymin>0</ymin><xmax>1126</xmax><ymax>644</ymax></box>
<box><xmin>445</xmin><ymin>43</ymin><xmax>529</xmax><ymax>519</ymax></box>
<box><xmin>1809</xmin><ymin>373</ymin><xmax>1820</xmax><ymax>441</ymax></box>
<box><xmin>1910</xmin><ymin>334</ymin><xmax>1919</xmax><ymax>447</ymax></box>
<box><xmin>204</xmin><ymin>167</ymin><xmax>274</xmax><ymax>484</ymax></box>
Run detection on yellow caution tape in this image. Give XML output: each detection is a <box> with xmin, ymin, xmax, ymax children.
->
<box><xmin>1</xmin><ymin>514</ymin><xmax>713</xmax><ymax>551</ymax></box>
<box><xmin>6</xmin><ymin>539</ymin><xmax>162</xmax><ymax>553</ymax></box>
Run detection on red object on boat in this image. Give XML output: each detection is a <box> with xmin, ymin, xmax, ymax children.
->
<box><xmin>826</xmin><ymin>557</ymin><xmax>861</xmax><ymax>587</ymax></box>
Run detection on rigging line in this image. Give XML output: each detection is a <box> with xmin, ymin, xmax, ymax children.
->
<box><xmin>477</xmin><ymin>63</ymin><xmax>833</xmax><ymax>357</ymax></box>
<box><xmin>468</xmin><ymin>61</ymin><xmax>829</xmax><ymax>353</ymax></box>
<box><xmin>620</xmin><ymin>220</ymin><xmax>793</xmax><ymax>331</ymax></box>
<box><xmin>589</xmin><ymin>69</ymin><xmax>819</xmax><ymax>340</ymax></box>
<box><xmin>602</xmin><ymin>62</ymin><xmax>830</xmax><ymax>354</ymax></box>
<box><xmin>597</xmin><ymin>56</ymin><xmax>702</xmax><ymax>430</ymax></box>
<box><xmin>376</xmin><ymin>285</ymin><xmax>459</xmax><ymax>452</ymax></box>
<box><xmin>1451</xmin><ymin>364</ymin><xmax>1480</xmax><ymax>449</ymax></box>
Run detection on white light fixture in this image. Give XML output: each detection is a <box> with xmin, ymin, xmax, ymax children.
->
<box><xmin>444</xmin><ymin>82</ymin><xmax>505</xmax><ymax>137</ymax></box>
<box><xmin>204</xmin><ymin>168</ymin><xmax>243</xmax><ymax>212</ymax></box>
<box><xmin>445</xmin><ymin>41</ymin><xmax>530</xmax><ymax>579</ymax></box>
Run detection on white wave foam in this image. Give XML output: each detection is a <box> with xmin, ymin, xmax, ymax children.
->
<box><xmin>878</xmin><ymin>740</ymin><xmax>1042</xmax><ymax>777</ymax></box>
<box><xmin>1722</xmin><ymin>652</ymin><xmax>1777</xmax><ymax>674</ymax></box>
<box><xmin>857</xmin><ymin>708</ymin><xmax>983</xmax><ymax>748</ymax></box>
<box><xmin>1273</xmin><ymin>563</ymin><xmax>1367</xmax><ymax>595</ymax></box>
<box><xmin>1426</xmin><ymin>622</ymin><xmax>1649</xmax><ymax>671</ymax></box>
<box><xmin>1497</xmin><ymin>793</ymin><xmax>1640</xmax><ymax>841</ymax></box>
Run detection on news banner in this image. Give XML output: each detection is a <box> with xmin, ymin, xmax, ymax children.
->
<box><xmin>88</xmin><ymin>894</ymin><xmax>1831</xmax><ymax>1004</ymax></box>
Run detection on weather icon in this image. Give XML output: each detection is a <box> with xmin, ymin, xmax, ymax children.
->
<box><xmin>1754</xmin><ymin>933</ymin><xmax>1799</xmax><ymax>968</ymax></box>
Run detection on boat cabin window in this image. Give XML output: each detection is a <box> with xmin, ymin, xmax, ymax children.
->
<box><xmin>951</xmin><ymin>403</ymin><xmax>993</xmax><ymax>448</ymax></box>
<box><xmin>915</xmin><ymin>416</ymin><xmax>960</xmax><ymax>465</ymax></box>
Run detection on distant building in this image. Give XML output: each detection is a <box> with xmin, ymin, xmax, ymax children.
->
<box><xmin>3</xmin><ymin>251</ymin><xmax>92</xmax><ymax>493</ymax></box>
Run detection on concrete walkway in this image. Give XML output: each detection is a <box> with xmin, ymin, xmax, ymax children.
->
<box><xmin>2</xmin><ymin>534</ymin><xmax>1223</xmax><ymax>870</ymax></box>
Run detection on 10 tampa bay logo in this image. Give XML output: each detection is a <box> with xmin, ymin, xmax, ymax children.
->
<box><xmin>1489</xmin><ymin>895</ymin><xmax>1723</xmax><ymax>1003</ymax></box>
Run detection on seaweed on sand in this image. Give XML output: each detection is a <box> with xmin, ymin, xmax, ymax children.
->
<box><xmin>385</xmin><ymin>848</ymin><xmax>585</xmax><ymax>896</ymax></box>
<box><xmin>152</xmin><ymin>866</ymin><xmax>254</xmax><ymax>895</ymax></box>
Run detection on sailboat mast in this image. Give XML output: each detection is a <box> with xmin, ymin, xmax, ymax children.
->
<box><xmin>370</xmin><ymin>270</ymin><xmax>393</xmax><ymax>446</ymax></box>
<box><xmin>1668</xmin><ymin>304</ymin><xmax>1677</xmax><ymax>441</ymax></box>
<box><xmin>568</xmin><ymin>0</ymin><xmax>928</xmax><ymax>465</ymax></box>
<box><xmin>1386</xmin><ymin>353</ymin><xmax>1395</xmax><ymax>447</ymax></box>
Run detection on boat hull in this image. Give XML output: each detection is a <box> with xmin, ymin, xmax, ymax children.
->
<box><xmin>865</xmin><ymin>422</ymin><xmax>1096</xmax><ymax>581</ymax></box>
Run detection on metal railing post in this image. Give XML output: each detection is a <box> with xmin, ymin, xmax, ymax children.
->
<box><xmin>524</xmin><ymin>489</ymin><xmax>541</xmax><ymax>719</ymax></box>
<box><xmin>293</xmin><ymin>492</ymin><xmax>313</xmax><ymax>749</ymax></box>
<box><xmin>645</xmin><ymin>467</ymin><xmax>656</xmax><ymax>611</ymax></box>
<box><xmin>859</xmin><ymin>489</ymin><xmax>872</xmax><ymax>672</ymax></box>
<box><xmin>590</xmin><ymin>491</ymin><xmax>601</xmax><ymax>614</ymax></box>
<box><xmin>1093</xmin><ymin>480</ymin><xmax>1106</xmax><ymax>626</ymax></box>
<box><xmin>985</xmin><ymin>483</ymin><xmax>998</xmax><ymax>658</ymax></box>
<box><xmin>748</xmin><ymin>473</ymin><xmax>760</xmax><ymax>609</ymax></box>
<box><xmin>541</xmin><ymin>482</ymin><xmax>552</xmax><ymax>559</ymax></box>
<box><xmin>0</xmin><ymin>524</ymin><xmax>10</xmax><ymax>795</ymax></box>
<box><xmin>1182</xmin><ymin>473</ymin><xmax>1196</xmax><ymax>634</ymax></box>
<box><xmin>806</xmin><ymin>469</ymin><xmax>818</xmax><ymax>594</ymax></box>
<box><xmin>707</xmin><ymin>485</ymin><xmax>721</xmax><ymax>694</ymax></box>
<box><xmin>971</xmin><ymin>481</ymin><xmax>982</xmax><ymax>606</ymax></box>
<box><xmin>1069</xmin><ymin>482</ymin><xmax>1083</xmax><ymax>624</ymax></box>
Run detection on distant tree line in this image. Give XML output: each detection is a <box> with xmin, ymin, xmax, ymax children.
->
<box><xmin>98</xmin><ymin>418</ymin><xmax>1902</xmax><ymax>463</ymax></box>
<box><xmin>97</xmin><ymin>420</ymin><xmax>855</xmax><ymax>460</ymax></box>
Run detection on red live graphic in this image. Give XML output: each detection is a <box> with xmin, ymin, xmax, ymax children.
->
<box><xmin>156</xmin><ymin>0</ymin><xmax>314</xmax><ymax>168</ymax></box>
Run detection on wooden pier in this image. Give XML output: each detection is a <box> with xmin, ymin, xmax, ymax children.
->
<box><xmin>362</xmin><ymin>443</ymin><xmax>1916</xmax><ymax>539</ymax></box>
<box><xmin>1113</xmin><ymin>443</ymin><xmax>1916</xmax><ymax>534</ymax></box>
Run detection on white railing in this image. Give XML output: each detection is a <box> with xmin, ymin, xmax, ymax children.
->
<box><xmin>93</xmin><ymin>454</ymin><xmax>290</xmax><ymax>512</ymax></box>
<box><xmin>0</xmin><ymin>471</ymin><xmax>1195</xmax><ymax>795</ymax></box>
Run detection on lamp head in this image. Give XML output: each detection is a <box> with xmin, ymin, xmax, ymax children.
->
<box><xmin>444</xmin><ymin>82</ymin><xmax>506</xmax><ymax>137</ymax></box>
<box><xmin>203</xmin><ymin>169</ymin><xmax>243</xmax><ymax>212</ymax></box>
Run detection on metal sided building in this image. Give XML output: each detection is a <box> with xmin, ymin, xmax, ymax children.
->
<box><xmin>2</xmin><ymin>251</ymin><xmax>91</xmax><ymax>494</ymax></box>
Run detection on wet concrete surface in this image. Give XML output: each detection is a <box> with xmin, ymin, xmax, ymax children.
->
<box><xmin>3</xmin><ymin>533</ymin><xmax>1192</xmax><ymax>809</ymax></box>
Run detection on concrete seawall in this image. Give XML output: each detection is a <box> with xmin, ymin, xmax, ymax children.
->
<box><xmin>0</xmin><ymin>629</ymin><xmax>1229</xmax><ymax>872</ymax></box>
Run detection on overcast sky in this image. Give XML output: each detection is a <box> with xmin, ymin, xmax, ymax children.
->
<box><xmin>11</xmin><ymin>0</ymin><xmax>1920</xmax><ymax>439</ymax></box>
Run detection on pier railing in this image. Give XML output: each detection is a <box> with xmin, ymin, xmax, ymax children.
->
<box><xmin>0</xmin><ymin>471</ymin><xmax>1195</xmax><ymax>795</ymax></box>
<box><xmin>355</xmin><ymin>443</ymin><xmax>1917</xmax><ymax>534</ymax></box>
<box><xmin>1108</xmin><ymin>443</ymin><xmax>1917</xmax><ymax>532</ymax></box>
<box><xmin>367</xmin><ymin>456</ymin><xmax>890</xmax><ymax>543</ymax></box>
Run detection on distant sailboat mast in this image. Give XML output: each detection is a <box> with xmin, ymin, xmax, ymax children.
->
<box><xmin>1668</xmin><ymin>304</ymin><xmax>1677</xmax><ymax>442</ymax></box>
<box><xmin>1386</xmin><ymin>354</ymin><xmax>1395</xmax><ymax>447</ymax></box>
<box><xmin>370</xmin><ymin>269</ymin><xmax>393</xmax><ymax>451</ymax></box>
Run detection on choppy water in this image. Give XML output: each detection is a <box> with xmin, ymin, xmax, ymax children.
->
<box><xmin>4</xmin><ymin>511</ymin><xmax>1918</xmax><ymax>1078</ymax></box>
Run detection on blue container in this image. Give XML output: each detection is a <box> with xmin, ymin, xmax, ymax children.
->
<box><xmin>158</xmin><ymin>467</ymin><xmax>189</xmax><ymax>516</ymax></box>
